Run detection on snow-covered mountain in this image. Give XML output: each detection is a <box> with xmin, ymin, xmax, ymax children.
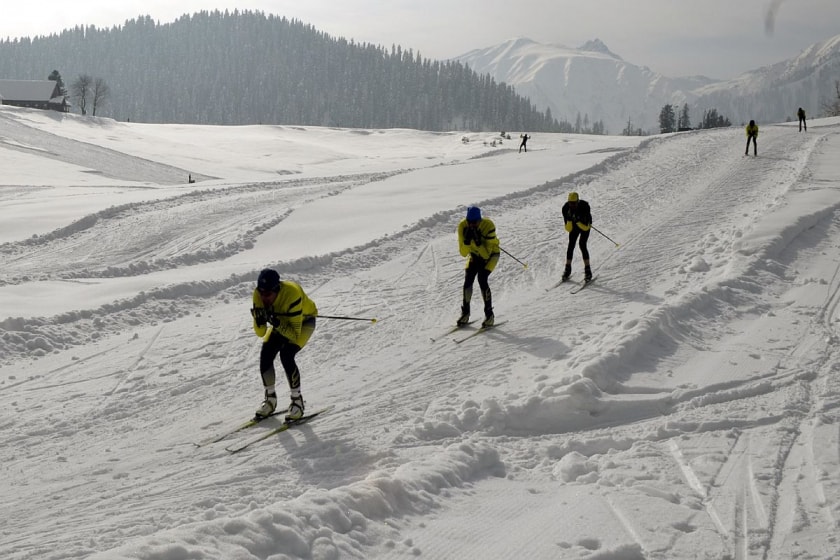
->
<box><xmin>693</xmin><ymin>34</ymin><xmax>840</xmax><ymax>127</ymax></box>
<box><xmin>456</xmin><ymin>35</ymin><xmax>840</xmax><ymax>134</ymax></box>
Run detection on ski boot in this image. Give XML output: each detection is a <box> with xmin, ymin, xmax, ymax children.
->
<box><xmin>255</xmin><ymin>391</ymin><xmax>277</xmax><ymax>419</ymax></box>
<box><xmin>286</xmin><ymin>394</ymin><xmax>305</xmax><ymax>422</ymax></box>
<box><xmin>584</xmin><ymin>265</ymin><xmax>593</xmax><ymax>282</ymax></box>
<box><xmin>456</xmin><ymin>304</ymin><xmax>470</xmax><ymax>326</ymax></box>
<box><xmin>561</xmin><ymin>264</ymin><xmax>572</xmax><ymax>282</ymax></box>
<box><xmin>482</xmin><ymin>313</ymin><xmax>495</xmax><ymax>328</ymax></box>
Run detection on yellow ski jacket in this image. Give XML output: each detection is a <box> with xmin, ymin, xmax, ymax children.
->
<box><xmin>457</xmin><ymin>217</ymin><xmax>500</xmax><ymax>271</ymax></box>
<box><xmin>252</xmin><ymin>281</ymin><xmax>318</xmax><ymax>347</ymax></box>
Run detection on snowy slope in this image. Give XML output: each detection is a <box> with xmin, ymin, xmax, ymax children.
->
<box><xmin>1</xmin><ymin>106</ymin><xmax>839</xmax><ymax>560</ymax></box>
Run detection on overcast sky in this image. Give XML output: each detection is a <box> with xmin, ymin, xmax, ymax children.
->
<box><xmin>2</xmin><ymin>0</ymin><xmax>839</xmax><ymax>79</ymax></box>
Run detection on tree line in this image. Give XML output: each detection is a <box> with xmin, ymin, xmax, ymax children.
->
<box><xmin>658</xmin><ymin>103</ymin><xmax>731</xmax><ymax>134</ymax></box>
<box><xmin>656</xmin><ymin>81</ymin><xmax>840</xmax><ymax>134</ymax></box>
<box><xmin>0</xmin><ymin>10</ymin><xmax>566</xmax><ymax>132</ymax></box>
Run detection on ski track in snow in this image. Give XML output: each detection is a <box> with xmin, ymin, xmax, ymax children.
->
<box><xmin>1</xmin><ymin>109</ymin><xmax>840</xmax><ymax>559</ymax></box>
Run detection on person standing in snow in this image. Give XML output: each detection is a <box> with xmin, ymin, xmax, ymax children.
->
<box><xmin>456</xmin><ymin>206</ymin><xmax>500</xmax><ymax>327</ymax></box>
<box><xmin>519</xmin><ymin>133</ymin><xmax>530</xmax><ymax>153</ymax></box>
<box><xmin>250</xmin><ymin>269</ymin><xmax>318</xmax><ymax>421</ymax></box>
<box><xmin>745</xmin><ymin>120</ymin><xmax>759</xmax><ymax>156</ymax></box>
<box><xmin>561</xmin><ymin>192</ymin><xmax>593</xmax><ymax>282</ymax></box>
<box><xmin>797</xmin><ymin>107</ymin><xmax>807</xmax><ymax>132</ymax></box>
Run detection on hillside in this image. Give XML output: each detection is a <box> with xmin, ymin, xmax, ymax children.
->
<box><xmin>0</xmin><ymin>10</ymin><xmax>558</xmax><ymax>131</ymax></box>
<box><xmin>1</xmin><ymin>106</ymin><xmax>840</xmax><ymax>559</ymax></box>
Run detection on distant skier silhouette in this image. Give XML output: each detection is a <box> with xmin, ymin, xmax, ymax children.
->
<box><xmin>745</xmin><ymin>120</ymin><xmax>759</xmax><ymax>156</ymax></box>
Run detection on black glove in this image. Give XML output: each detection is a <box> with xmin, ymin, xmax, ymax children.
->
<box><xmin>269</xmin><ymin>314</ymin><xmax>282</xmax><ymax>328</ymax></box>
<box><xmin>463</xmin><ymin>227</ymin><xmax>474</xmax><ymax>245</ymax></box>
<box><xmin>251</xmin><ymin>307</ymin><xmax>268</xmax><ymax>327</ymax></box>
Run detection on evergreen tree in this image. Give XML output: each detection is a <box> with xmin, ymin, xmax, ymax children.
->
<box><xmin>659</xmin><ymin>104</ymin><xmax>676</xmax><ymax>133</ymax></box>
<box><xmin>699</xmin><ymin>108</ymin><xmax>732</xmax><ymax>129</ymax></box>
<box><xmin>47</xmin><ymin>69</ymin><xmax>67</xmax><ymax>95</ymax></box>
<box><xmin>679</xmin><ymin>104</ymin><xmax>691</xmax><ymax>130</ymax></box>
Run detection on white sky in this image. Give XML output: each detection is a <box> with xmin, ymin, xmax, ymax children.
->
<box><xmin>1</xmin><ymin>0</ymin><xmax>839</xmax><ymax>79</ymax></box>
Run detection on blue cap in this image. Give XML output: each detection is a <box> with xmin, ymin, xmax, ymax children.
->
<box><xmin>466</xmin><ymin>206</ymin><xmax>481</xmax><ymax>221</ymax></box>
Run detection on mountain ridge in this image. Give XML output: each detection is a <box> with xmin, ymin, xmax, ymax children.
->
<box><xmin>456</xmin><ymin>35</ymin><xmax>840</xmax><ymax>133</ymax></box>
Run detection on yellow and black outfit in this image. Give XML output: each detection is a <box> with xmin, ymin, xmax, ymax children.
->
<box><xmin>561</xmin><ymin>192</ymin><xmax>593</xmax><ymax>281</ymax></box>
<box><xmin>252</xmin><ymin>278</ymin><xmax>317</xmax><ymax>402</ymax></box>
<box><xmin>457</xmin><ymin>206</ymin><xmax>500</xmax><ymax>326</ymax></box>
<box><xmin>745</xmin><ymin>121</ymin><xmax>759</xmax><ymax>156</ymax></box>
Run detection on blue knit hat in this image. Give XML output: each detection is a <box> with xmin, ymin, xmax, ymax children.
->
<box><xmin>466</xmin><ymin>206</ymin><xmax>482</xmax><ymax>221</ymax></box>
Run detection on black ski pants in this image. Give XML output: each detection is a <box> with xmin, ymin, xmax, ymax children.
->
<box><xmin>260</xmin><ymin>317</ymin><xmax>316</xmax><ymax>392</ymax></box>
<box><xmin>745</xmin><ymin>135</ymin><xmax>757</xmax><ymax>155</ymax></box>
<box><xmin>462</xmin><ymin>257</ymin><xmax>493</xmax><ymax>316</ymax></box>
<box><xmin>566</xmin><ymin>229</ymin><xmax>590</xmax><ymax>261</ymax></box>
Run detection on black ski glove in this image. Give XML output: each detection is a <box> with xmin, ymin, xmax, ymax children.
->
<box><xmin>251</xmin><ymin>307</ymin><xmax>268</xmax><ymax>327</ymax></box>
<box><xmin>463</xmin><ymin>228</ymin><xmax>474</xmax><ymax>245</ymax></box>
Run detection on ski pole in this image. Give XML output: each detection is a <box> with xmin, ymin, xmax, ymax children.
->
<box><xmin>592</xmin><ymin>226</ymin><xmax>620</xmax><ymax>248</ymax></box>
<box><xmin>317</xmin><ymin>314</ymin><xmax>378</xmax><ymax>324</ymax></box>
<box><xmin>500</xmin><ymin>247</ymin><xmax>528</xmax><ymax>269</ymax></box>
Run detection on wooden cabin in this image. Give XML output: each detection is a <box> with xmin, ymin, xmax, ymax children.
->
<box><xmin>0</xmin><ymin>79</ymin><xmax>70</xmax><ymax>112</ymax></box>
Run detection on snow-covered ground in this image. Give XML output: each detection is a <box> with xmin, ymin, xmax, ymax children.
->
<box><xmin>1</xmin><ymin>105</ymin><xmax>839</xmax><ymax>560</ymax></box>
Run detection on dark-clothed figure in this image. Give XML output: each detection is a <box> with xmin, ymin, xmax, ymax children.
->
<box><xmin>561</xmin><ymin>192</ymin><xmax>593</xmax><ymax>282</ymax></box>
<box><xmin>745</xmin><ymin>120</ymin><xmax>759</xmax><ymax>156</ymax></box>
<box><xmin>456</xmin><ymin>206</ymin><xmax>500</xmax><ymax>328</ymax></box>
<box><xmin>797</xmin><ymin>107</ymin><xmax>807</xmax><ymax>132</ymax></box>
<box><xmin>251</xmin><ymin>269</ymin><xmax>318</xmax><ymax>421</ymax></box>
<box><xmin>519</xmin><ymin>134</ymin><xmax>530</xmax><ymax>153</ymax></box>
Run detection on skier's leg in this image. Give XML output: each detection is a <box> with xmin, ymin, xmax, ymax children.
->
<box><xmin>477</xmin><ymin>269</ymin><xmax>493</xmax><ymax>322</ymax></box>
<box><xmin>564</xmin><ymin>231</ymin><xmax>579</xmax><ymax>279</ymax></box>
<box><xmin>279</xmin><ymin>340</ymin><xmax>305</xmax><ymax>419</ymax></box>
<box><xmin>579</xmin><ymin>231</ymin><xmax>592</xmax><ymax>280</ymax></box>
<box><xmin>459</xmin><ymin>263</ymin><xmax>479</xmax><ymax>323</ymax></box>
<box><xmin>256</xmin><ymin>335</ymin><xmax>283</xmax><ymax>417</ymax></box>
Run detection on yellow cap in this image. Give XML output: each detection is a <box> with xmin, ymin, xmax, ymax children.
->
<box><xmin>568</xmin><ymin>192</ymin><xmax>579</xmax><ymax>202</ymax></box>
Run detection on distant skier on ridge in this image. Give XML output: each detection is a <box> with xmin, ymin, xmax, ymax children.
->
<box><xmin>519</xmin><ymin>133</ymin><xmax>530</xmax><ymax>153</ymax></box>
<box><xmin>745</xmin><ymin>120</ymin><xmax>759</xmax><ymax>156</ymax></box>
<box><xmin>797</xmin><ymin>107</ymin><xmax>807</xmax><ymax>132</ymax></box>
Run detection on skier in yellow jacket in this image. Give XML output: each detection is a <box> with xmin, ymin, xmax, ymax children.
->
<box><xmin>250</xmin><ymin>269</ymin><xmax>318</xmax><ymax>420</ymax></box>
<box><xmin>745</xmin><ymin>120</ymin><xmax>759</xmax><ymax>156</ymax></box>
<box><xmin>456</xmin><ymin>206</ymin><xmax>500</xmax><ymax>327</ymax></box>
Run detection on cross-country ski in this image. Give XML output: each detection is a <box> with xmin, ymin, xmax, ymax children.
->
<box><xmin>224</xmin><ymin>406</ymin><xmax>334</xmax><ymax>453</ymax></box>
